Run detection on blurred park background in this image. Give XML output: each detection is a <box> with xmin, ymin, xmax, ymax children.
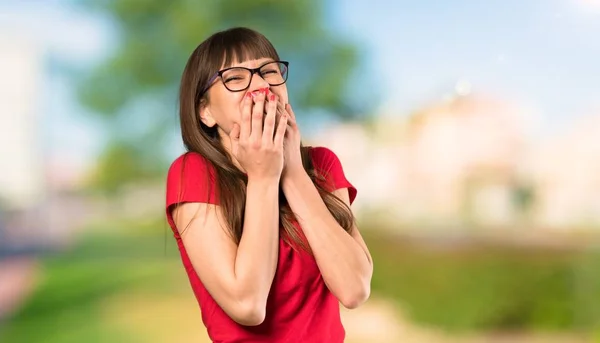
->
<box><xmin>1</xmin><ymin>0</ymin><xmax>600</xmax><ymax>342</ymax></box>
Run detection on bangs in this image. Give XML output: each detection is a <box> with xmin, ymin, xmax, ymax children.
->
<box><xmin>208</xmin><ymin>28</ymin><xmax>280</xmax><ymax>71</ymax></box>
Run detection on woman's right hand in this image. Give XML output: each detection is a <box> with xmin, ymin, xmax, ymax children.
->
<box><xmin>230</xmin><ymin>89</ymin><xmax>288</xmax><ymax>180</ymax></box>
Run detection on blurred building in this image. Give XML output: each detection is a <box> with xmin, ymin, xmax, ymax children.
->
<box><xmin>397</xmin><ymin>94</ymin><xmax>531</xmax><ymax>229</ymax></box>
<box><xmin>311</xmin><ymin>93</ymin><xmax>536</xmax><ymax>231</ymax></box>
<box><xmin>312</xmin><ymin>93</ymin><xmax>600</xmax><ymax>232</ymax></box>
<box><xmin>525</xmin><ymin>111</ymin><xmax>600</xmax><ymax>229</ymax></box>
<box><xmin>0</xmin><ymin>35</ymin><xmax>46</xmax><ymax>210</ymax></box>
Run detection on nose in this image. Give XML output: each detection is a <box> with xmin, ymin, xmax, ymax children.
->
<box><xmin>247</xmin><ymin>72</ymin><xmax>270</xmax><ymax>93</ymax></box>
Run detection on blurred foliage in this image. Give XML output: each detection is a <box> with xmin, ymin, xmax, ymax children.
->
<box><xmin>74</xmin><ymin>0</ymin><xmax>370</xmax><ymax>194</ymax></box>
<box><xmin>3</xmin><ymin>218</ymin><xmax>600</xmax><ymax>341</ymax></box>
<box><xmin>0</xmin><ymin>219</ymin><xmax>180</xmax><ymax>343</ymax></box>
<box><xmin>85</xmin><ymin>140</ymin><xmax>164</xmax><ymax>195</ymax></box>
<box><xmin>364</xmin><ymin>230</ymin><xmax>600</xmax><ymax>333</ymax></box>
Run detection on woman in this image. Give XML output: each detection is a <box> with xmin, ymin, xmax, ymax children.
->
<box><xmin>165</xmin><ymin>27</ymin><xmax>373</xmax><ymax>342</ymax></box>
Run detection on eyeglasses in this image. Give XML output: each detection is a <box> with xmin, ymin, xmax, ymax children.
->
<box><xmin>202</xmin><ymin>61</ymin><xmax>289</xmax><ymax>94</ymax></box>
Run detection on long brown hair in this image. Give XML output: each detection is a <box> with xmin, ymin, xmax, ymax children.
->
<box><xmin>177</xmin><ymin>27</ymin><xmax>354</xmax><ymax>252</ymax></box>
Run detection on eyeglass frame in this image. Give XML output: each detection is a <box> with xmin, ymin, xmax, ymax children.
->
<box><xmin>199</xmin><ymin>60</ymin><xmax>289</xmax><ymax>96</ymax></box>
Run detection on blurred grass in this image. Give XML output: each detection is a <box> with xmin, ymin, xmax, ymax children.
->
<box><xmin>0</xmin><ymin>218</ymin><xmax>189</xmax><ymax>343</ymax></box>
<box><xmin>364</xmin><ymin>229</ymin><xmax>600</xmax><ymax>334</ymax></box>
<box><xmin>2</xmin><ymin>218</ymin><xmax>600</xmax><ymax>342</ymax></box>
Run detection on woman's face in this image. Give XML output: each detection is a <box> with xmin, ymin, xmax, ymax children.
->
<box><xmin>200</xmin><ymin>57</ymin><xmax>289</xmax><ymax>138</ymax></box>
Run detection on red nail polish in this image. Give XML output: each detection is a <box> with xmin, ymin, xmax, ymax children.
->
<box><xmin>269</xmin><ymin>94</ymin><xmax>275</xmax><ymax>101</ymax></box>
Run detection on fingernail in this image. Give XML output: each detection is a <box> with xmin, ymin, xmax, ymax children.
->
<box><xmin>245</xmin><ymin>92</ymin><xmax>252</xmax><ymax>99</ymax></box>
<box><xmin>269</xmin><ymin>94</ymin><xmax>275</xmax><ymax>101</ymax></box>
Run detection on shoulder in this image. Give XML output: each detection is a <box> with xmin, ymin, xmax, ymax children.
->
<box><xmin>307</xmin><ymin>146</ymin><xmax>350</xmax><ymax>180</ymax></box>
<box><xmin>166</xmin><ymin>151</ymin><xmax>219</xmax><ymax>184</ymax></box>
<box><xmin>168</xmin><ymin>152</ymin><xmax>212</xmax><ymax>176</ymax></box>
<box><xmin>166</xmin><ymin>151</ymin><xmax>219</xmax><ymax>206</ymax></box>
<box><xmin>307</xmin><ymin>146</ymin><xmax>341</xmax><ymax>169</ymax></box>
<box><xmin>308</xmin><ymin>145</ymin><xmax>336</xmax><ymax>158</ymax></box>
<box><xmin>307</xmin><ymin>146</ymin><xmax>357</xmax><ymax>203</ymax></box>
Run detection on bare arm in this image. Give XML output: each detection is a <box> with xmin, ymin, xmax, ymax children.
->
<box><xmin>171</xmin><ymin>89</ymin><xmax>288</xmax><ymax>326</ymax></box>
<box><xmin>172</xmin><ymin>176</ymin><xmax>280</xmax><ymax>326</ymax></box>
<box><xmin>281</xmin><ymin>171</ymin><xmax>373</xmax><ymax>309</ymax></box>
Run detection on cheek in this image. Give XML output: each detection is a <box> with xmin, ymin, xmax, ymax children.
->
<box><xmin>236</xmin><ymin>95</ymin><xmax>247</xmax><ymax>121</ymax></box>
<box><xmin>269</xmin><ymin>87</ymin><xmax>288</xmax><ymax>105</ymax></box>
<box><xmin>217</xmin><ymin>92</ymin><xmax>243</xmax><ymax>123</ymax></box>
<box><xmin>208</xmin><ymin>92</ymin><xmax>245</xmax><ymax>130</ymax></box>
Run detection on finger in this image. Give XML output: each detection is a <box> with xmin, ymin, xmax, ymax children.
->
<box><xmin>273</xmin><ymin>114</ymin><xmax>288</xmax><ymax>147</ymax></box>
<box><xmin>285</xmin><ymin>103</ymin><xmax>297</xmax><ymax>122</ymax></box>
<box><xmin>240</xmin><ymin>92</ymin><xmax>252</xmax><ymax>139</ymax></box>
<box><xmin>229</xmin><ymin>123</ymin><xmax>240</xmax><ymax>141</ymax></box>
<box><xmin>278</xmin><ymin>103</ymin><xmax>296</xmax><ymax>129</ymax></box>
<box><xmin>287</xmin><ymin>112</ymin><xmax>297</xmax><ymax>128</ymax></box>
<box><xmin>229</xmin><ymin>123</ymin><xmax>240</xmax><ymax>151</ymax></box>
<box><xmin>250</xmin><ymin>91</ymin><xmax>266</xmax><ymax>141</ymax></box>
<box><xmin>262</xmin><ymin>93</ymin><xmax>278</xmax><ymax>144</ymax></box>
<box><xmin>275</xmin><ymin>103</ymin><xmax>285</xmax><ymax>122</ymax></box>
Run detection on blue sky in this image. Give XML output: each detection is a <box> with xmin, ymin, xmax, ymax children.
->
<box><xmin>1</xmin><ymin>0</ymin><xmax>599</xmax><ymax>163</ymax></box>
<box><xmin>327</xmin><ymin>0</ymin><xmax>600</xmax><ymax>122</ymax></box>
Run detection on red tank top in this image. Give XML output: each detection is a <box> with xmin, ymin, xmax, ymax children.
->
<box><xmin>165</xmin><ymin>146</ymin><xmax>357</xmax><ymax>343</ymax></box>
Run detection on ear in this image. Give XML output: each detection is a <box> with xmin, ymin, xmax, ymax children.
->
<box><xmin>198</xmin><ymin>103</ymin><xmax>217</xmax><ymax>128</ymax></box>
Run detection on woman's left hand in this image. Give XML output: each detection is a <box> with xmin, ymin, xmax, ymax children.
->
<box><xmin>279</xmin><ymin>103</ymin><xmax>304</xmax><ymax>180</ymax></box>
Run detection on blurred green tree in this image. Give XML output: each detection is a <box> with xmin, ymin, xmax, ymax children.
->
<box><xmin>75</xmin><ymin>0</ymin><xmax>370</xmax><ymax>194</ymax></box>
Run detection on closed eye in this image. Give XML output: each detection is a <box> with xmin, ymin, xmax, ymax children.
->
<box><xmin>224</xmin><ymin>77</ymin><xmax>244</xmax><ymax>83</ymax></box>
